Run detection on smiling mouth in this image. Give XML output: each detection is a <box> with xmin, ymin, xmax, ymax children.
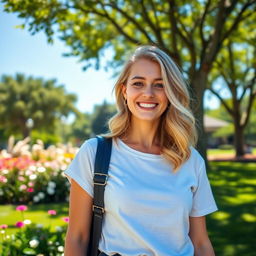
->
<box><xmin>137</xmin><ymin>102</ymin><xmax>158</xmax><ymax>109</ymax></box>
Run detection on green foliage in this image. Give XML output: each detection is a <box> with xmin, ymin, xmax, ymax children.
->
<box><xmin>68</xmin><ymin>113</ymin><xmax>92</xmax><ymax>144</ymax></box>
<box><xmin>0</xmin><ymin>74</ymin><xmax>79</xmax><ymax>139</ymax></box>
<box><xmin>2</xmin><ymin>0</ymin><xmax>254</xmax><ymax>73</ymax></box>
<box><xmin>0</xmin><ymin>157</ymin><xmax>70</xmax><ymax>204</ymax></box>
<box><xmin>91</xmin><ymin>101</ymin><xmax>116</xmax><ymax>135</ymax></box>
<box><xmin>1</xmin><ymin>224</ymin><xmax>66</xmax><ymax>256</ymax></box>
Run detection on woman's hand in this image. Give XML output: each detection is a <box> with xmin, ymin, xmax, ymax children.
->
<box><xmin>189</xmin><ymin>216</ymin><xmax>215</xmax><ymax>256</ymax></box>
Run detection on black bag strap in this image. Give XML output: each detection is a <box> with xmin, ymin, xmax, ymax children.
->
<box><xmin>89</xmin><ymin>136</ymin><xmax>112</xmax><ymax>256</ymax></box>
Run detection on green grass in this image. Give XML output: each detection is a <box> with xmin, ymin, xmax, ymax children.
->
<box><xmin>207</xmin><ymin>162</ymin><xmax>256</xmax><ymax>256</ymax></box>
<box><xmin>1</xmin><ymin>162</ymin><xmax>256</xmax><ymax>255</ymax></box>
<box><xmin>0</xmin><ymin>203</ymin><xmax>69</xmax><ymax>237</ymax></box>
<box><xmin>207</xmin><ymin>148</ymin><xmax>256</xmax><ymax>156</ymax></box>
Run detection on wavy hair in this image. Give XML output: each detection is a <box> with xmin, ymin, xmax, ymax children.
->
<box><xmin>106</xmin><ymin>45</ymin><xmax>198</xmax><ymax>172</ymax></box>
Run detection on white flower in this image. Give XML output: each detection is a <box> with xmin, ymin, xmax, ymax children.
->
<box><xmin>60</xmin><ymin>164</ymin><xmax>67</xmax><ymax>171</ymax></box>
<box><xmin>1</xmin><ymin>230</ymin><xmax>5</xmax><ymax>234</ymax></box>
<box><xmin>24</xmin><ymin>219</ymin><xmax>32</xmax><ymax>225</ymax></box>
<box><xmin>2</xmin><ymin>169</ymin><xmax>9</xmax><ymax>174</ymax></box>
<box><xmin>29</xmin><ymin>239</ymin><xmax>39</xmax><ymax>248</ymax></box>
<box><xmin>37</xmin><ymin>167</ymin><xmax>46</xmax><ymax>173</ymax></box>
<box><xmin>33</xmin><ymin>196</ymin><xmax>40</xmax><ymax>202</ymax></box>
<box><xmin>47</xmin><ymin>187</ymin><xmax>55</xmax><ymax>195</ymax></box>
<box><xmin>36</xmin><ymin>224</ymin><xmax>43</xmax><ymax>228</ymax></box>
<box><xmin>38</xmin><ymin>192</ymin><xmax>45</xmax><ymax>199</ymax></box>
<box><xmin>29</xmin><ymin>174</ymin><xmax>37</xmax><ymax>180</ymax></box>
<box><xmin>29</xmin><ymin>165</ymin><xmax>37</xmax><ymax>171</ymax></box>
<box><xmin>55</xmin><ymin>226</ymin><xmax>62</xmax><ymax>232</ymax></box>
<box><xmin>57</xmin><ymin>246</ymin><xmax>64</xmax><ymax>252</ymax></box>
<box><xmin>6</xmin><ymin>235</ymin><xmax>10</xmax><ymax>239</ymax></box>
<box><xmin>48</xmin><ymin>181</ymin><xmax>56</xmax><ymax>188</ymax></box>
<box><xmin>48</xmin><ymin>241</ymin><xmax>53</xmax><ymax>245</ymax></box>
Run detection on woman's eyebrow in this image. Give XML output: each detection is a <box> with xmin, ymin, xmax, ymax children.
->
<box><xmin>131</xmin><ymin>76</ymin><xmax>163</xmax><ymax>81</ymax></box>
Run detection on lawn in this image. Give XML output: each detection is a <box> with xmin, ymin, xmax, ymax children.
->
<box><xmin>207</xmin><ymin>162</ymin><xmax>256</xmax><ymax>256</ymax></box>
<box><xmin>207</xmin><ymin>148</ymin><xmax>256</xmax><ymax>156</ymax></box>
<box><xmin>0</xmin><ymin>203</ymin><xmax>69</xmax><ymax>236</ymax></box>
<box><xmin>1</xmin><ymin>162</ymin><xmax>256</xmax><ymax>255</ymax></box>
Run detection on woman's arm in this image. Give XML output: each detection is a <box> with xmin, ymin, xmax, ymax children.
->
<box><xmin>64</xmin><ymin>179</ymin><xmax>93</xmax><ymax>256</ymax></box>
<box><xmin>189</xmin><ymin>216</ymin><xmax>215</xmax><ymax>256</ymax></box>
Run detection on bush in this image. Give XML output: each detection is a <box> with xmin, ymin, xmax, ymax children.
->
<box><xmin>0</xmin><ymin>138</ymin><xmax>77</xmax><ymax>204</ymax></box>
<box><xmin>1</xmin><ymin>224</ymin><xmax>66</xmax><ymax>256</ymax></box>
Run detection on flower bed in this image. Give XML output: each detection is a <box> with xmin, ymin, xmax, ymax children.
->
<box><xmin>0</xmin><ymin>137</ymin><xmax>78</xmax><ymax>204</ymax></box>
<box><xmin>0</xmin><ymin>204</ymin><xmax>69</xmax><ymax>255</ymax></box>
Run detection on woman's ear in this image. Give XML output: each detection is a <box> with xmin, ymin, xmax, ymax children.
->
<box><xmin>121</xmin><ymin>83</ymin><xmax>127</xmax><ymax>99</ymax></box>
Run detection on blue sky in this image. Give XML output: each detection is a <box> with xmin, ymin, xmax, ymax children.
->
<box><xmin>0</xmin><ymin>5</ymin><xmax>219</xmax><ymax>115</ymax></box>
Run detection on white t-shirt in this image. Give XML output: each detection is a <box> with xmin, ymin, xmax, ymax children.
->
<box><xmin>64</xmin><ymin>138</ymin><xmax>217</xmax><ymax>256</ymax></box>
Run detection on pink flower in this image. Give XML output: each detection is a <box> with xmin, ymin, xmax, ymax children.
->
<box><xmin>19</xmin><ymin>184</ymin><xmax>27</xmax><ymax>191</ymax></box>
<box><xmin>28</xmin><ymin>182</ymin><xmax>34</xmax><ymax>187</ymax></box>
<box><xmin>48</xmin><ymin>210</ymin><xmax>57</xmax><ymax>216</ymax></box>
<box><xmin>16</xmin><ymin>205</ymin><xmax>28</xmax><ymax>211</ymax></box>
<box><xmin>15</xmin><ymin>221</ymin><xmax>25</xmax><ymax>228</ymax></box>
<box><xmin>27</xmin><ymin>187</ymin><xmax>34</xmax><ymax>193</ymax></box>
<box><xmin>61</xmin><ymin>217</ymin><xmax>69</xmax><ymax>223</ymax></box>
<box><xmin>0</xmin><ymin>175</ymin><xmax>7</xmax><ymax>183</ymax></box>
<box><xmin>0</xmin><ymin>224</ymin><xmax>8</xmax><ymax>229</ymax></box>
<box><xmin>18</xmin><ymin>176</ymin><xmax>25</xmax><ymax>181</ymax></box>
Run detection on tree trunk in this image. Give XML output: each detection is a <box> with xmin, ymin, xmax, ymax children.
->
<box><xmin>190</xmin><ymin>71</ymin><xmax>208</xmax><ymax>164</ymax></box>
<box><xmin>234</xmin><ymin>122</ymin><xmax>245</xmax><ymax>157</ymax></box>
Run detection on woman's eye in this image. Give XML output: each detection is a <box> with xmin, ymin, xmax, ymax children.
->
<box><xmin>154</xmin><ymin>83</ymin><xmax>164</xmax><ymax>88</ymax></box>
<box><xmin>132</xmin><ymin>82</ymin><xmax>143</xmax><ymax>87</ymax></box>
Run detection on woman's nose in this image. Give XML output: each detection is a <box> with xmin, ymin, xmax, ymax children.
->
<box><xmin>142</xmin><ymin>85</ymin><xmax>154</xmax><ymax>97</ymax></box>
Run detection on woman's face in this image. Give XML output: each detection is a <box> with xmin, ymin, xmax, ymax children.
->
<box><xmin>122</xmin><ymin>58</ymin><xmax>169</xmax><ymax>124</ymax></box>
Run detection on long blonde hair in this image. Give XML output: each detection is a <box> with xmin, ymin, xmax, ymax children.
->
<box><xmin>106</xmin><ymin>45</ymin><xmax>197</xmax><ymax>172</ymax></box>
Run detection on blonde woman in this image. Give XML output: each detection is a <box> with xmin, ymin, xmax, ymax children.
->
<box><xmin>64</xmin><ymin>46</ymin><xmax>217</xmax><ymax>256</ymax></box>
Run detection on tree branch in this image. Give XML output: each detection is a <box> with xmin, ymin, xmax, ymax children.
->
<box><xmin>106</xmin><ymin>1</ymin><xmax>155</xmax><ymax>43</ymax></box>
<box><xmin>221</xmin><ymin>0</ymin><xmax>256</xmax><ymax>43</ymax></box>
<box><xmin>138</xmin><ymin>0</ymin><xmax>165</xmax><ymax>46</ymax></box>
<box><xmin>199</xmin><ymin>0</ymin><xmax>212</xmax><ymax>47</ymax></box>
<box><xmin>75</xmin><ymin>3</ymin><xmax>141</xmax><ymax>45</ymax></box>
<box><xmin>208</xmin><ymin>88</ymin><xmax>233</xmax><ymax>116</ymax></box>
<box><xmin>242</xmin><ymin>80</ymin><xmax>256</xmax><ymax>128</ymax></box>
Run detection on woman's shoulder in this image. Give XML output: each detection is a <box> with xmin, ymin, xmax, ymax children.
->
<box><xmin>187</xmin><ymin>146</ymin><xmax>205</xmax><ymax>169</ymax></box>
<box><xmin>79</xmin><ymin>137</ymin><xmax>98</xmax><ymax>154</ymax></box>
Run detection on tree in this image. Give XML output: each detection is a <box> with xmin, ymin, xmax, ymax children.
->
<box><xmin>0</xmin><ymin>74</ymin><xmax>78</xmax><ymax>138</ymax></box>
<box><xmin>68</xmin><ymin>112</ymin><xmax>92</xmax><ymax>145</ymax></box>
<box><xmin>91</xmin><ymin>101</ymin><xmax>116</xmax><ymax>135</ymax></box>
<box><xmin>206</xmin><ymin>97</ymin><xmax>256</xmax><ymax>149</ymax></box>
<box><xmin>208</xmin><ymin>27</ymin><xmax>256</xmax><ymax>156</ymax></box>
<box><xmin>3</xmin><ymin>0</ymin><xmax>255</xmax><ymax>159</ymax></box>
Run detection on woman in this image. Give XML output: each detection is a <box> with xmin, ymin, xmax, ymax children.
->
<box><xmin>64</xmin><ymin>45</ymin><xmax>218</xmax><ymax>256</ymax></box>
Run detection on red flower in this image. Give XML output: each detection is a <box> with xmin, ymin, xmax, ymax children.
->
<box><xmin>16</xmin><ymin>205</ymin><xmax>28</xmax><ymax>211</ymax></box>
<box><xmin>15</xmin><ymin>221</ymin><xmax>25</xmax><ymax>228</ymax></box>
<box><xmin>27</xmin><ymin>187</ymin><xmax>34</xmax><ymax>193</ymax></box>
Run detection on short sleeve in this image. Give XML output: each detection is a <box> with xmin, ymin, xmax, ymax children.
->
<box><xmin>64</xmin><ymin>138</ymin><xmax>97</xmax><ymax>197</ymax></box>
<box><xmin>190</xmin><ymin>161</ymin><xmax>218</xmax><ymax>217</ymax></box>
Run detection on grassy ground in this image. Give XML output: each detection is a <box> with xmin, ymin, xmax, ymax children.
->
<box><xmin>0</xmin><ymin>203</ymin><xmax>69</xmax><ymax>236</ymax></box>
<box><xmin>207</xmin><ymin>148</ymin><xmax>256</xmax><ymax>156</ymax></box>
<box><xmin>1</xmin><ymin>162</ymin><xmax>256</xmax><ymax>255</ymax></box>
<box><xmin>207</xmin><ymin>162</ymin><xmax>256</xmax><ymax>256</ymax></box>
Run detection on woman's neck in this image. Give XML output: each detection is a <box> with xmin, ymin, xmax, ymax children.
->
<box><xmin>121</xmin><ymin>117</ymin><xmax>161</xmax><ymax>153</ymax></box>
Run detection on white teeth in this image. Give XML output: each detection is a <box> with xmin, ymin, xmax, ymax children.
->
<box><xmin>138</xmin><ymin>103</ymin><xmax>157</xmax><ymax>108</ymax></box>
